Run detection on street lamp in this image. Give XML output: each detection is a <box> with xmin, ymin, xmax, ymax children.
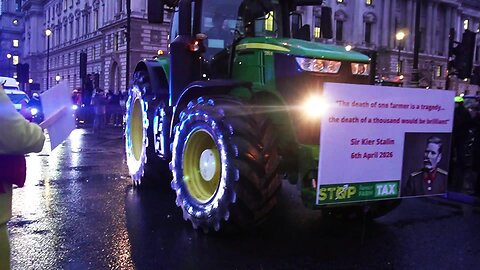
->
<box><xmin>395</xmin><ymin>30</ymin><xmax>406</xmax><ymax>76</ymax></box>
<box><xmin>6</xmin><ymin>53</ymin><xmax>12</xmax><ymax>77</ymax></box>
<box><xmin>45</xmin><ymin>28</ymin><xmax>52</xmax><ymax>89</ymax></box>
<box><xmin>55</xmin><ymin>74</ymin><xmax>61</xmax><ymax>84</ymax></box>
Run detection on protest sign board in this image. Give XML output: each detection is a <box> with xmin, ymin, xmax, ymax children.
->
<box><xmin>317</xmin><ymin>83</ymin><xmax>455</xmax><ymax>205</ymax></box>
<box><xmin>40</xmin><ymin>81</ymin><xmax>75</xmax><ymax>150</ymax></box>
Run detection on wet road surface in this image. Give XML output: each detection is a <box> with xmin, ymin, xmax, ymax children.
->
<box><xmin>9</xmin><ymin>128</ymin><xmax>480</xmax><ymax>269</ymax></box>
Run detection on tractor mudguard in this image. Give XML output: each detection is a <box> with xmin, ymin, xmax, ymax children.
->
<box><xmin>170</xmin><ymin>79</ymin><xmax>253</xmax><ymax>137</ymax></box>
<box><xmin>134</xmin><ymin>58</ymin><xmax>169</xmax><ymax>98</ymax></box>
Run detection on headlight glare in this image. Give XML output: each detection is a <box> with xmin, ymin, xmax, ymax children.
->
<box><xmin>301</xmin><ymin>94</ymin><xmax>328</xmax><ymax>119</ymax></box>
<box><xmin>296</xmin><ymin>57</ymin><xmax>341</xmax><ymax>74</ymax></box>
<box><xmin>351</xmin><ymin>63</ymin><xmax>370</xmax><ymax>76</ymax></box>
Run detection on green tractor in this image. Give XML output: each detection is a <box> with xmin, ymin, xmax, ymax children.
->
<box><xmin>125</xmin><ymin>0</ymin><xmax>399</xmax><ymax>232</ymax></box>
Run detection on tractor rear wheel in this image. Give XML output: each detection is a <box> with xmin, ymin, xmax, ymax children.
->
<box><xmin>125</xmin><ymin>71</ymin><xmax>169</xmax><ymax>186</ymax></box>
<box><xmin>170</xmin><ymin>96</ymin><xmax>281</xmax><ymax>232</ymax></box>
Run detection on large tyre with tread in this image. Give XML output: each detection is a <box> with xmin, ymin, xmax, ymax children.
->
<box><xmin>170</xmin><ymin>96</ymin><xmax>281</xmax><ymax>232</ymax></box>
<box><xmin>125</xmin><ymin>71</ymin><xmax>167</xmax><ymax>186</ymax></box>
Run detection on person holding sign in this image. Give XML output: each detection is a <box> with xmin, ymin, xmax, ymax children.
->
<box><xmin>403</xmin><ymin>136</ymin><xmax>448</xmax><ymax>196</ymax></box>
<box><xmin>0</xmin><ymin>82</ymin><xmax>46</xmax><ymax>270</ymax></box>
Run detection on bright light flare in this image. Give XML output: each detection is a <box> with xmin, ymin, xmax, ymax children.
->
<box><xmin>72</xmin><ymin>104</ymin><xmax>78</xmax><ymax>110</ymax></box>
<box><xmin>302</xmin><ymin>95</ymin><xmax>329</xmax><ymax>119</ymax></box>
<box><xmin>30</xmin><ymin>107</ymin><xmax>38</xmax><ymax>115</ymax></box>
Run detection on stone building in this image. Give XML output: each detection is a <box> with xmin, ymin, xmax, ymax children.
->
<box><xmin>302</xmin><ymin>0</ymin><xmax>480</xmax><ymax>94</ymax></box>
<box><xmin>20</xmin><ymin>0</ymin><xmax>169</xmax><ymax>93</ymax></box>
<box><xmin>0</xmin><ymin>0</ymin><xmax>24</xmax><ymax>78</ymax></box>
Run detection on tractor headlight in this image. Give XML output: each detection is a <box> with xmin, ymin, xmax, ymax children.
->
<box><xmin>301</xmin><ymin>94</ymin><xmax>329</xmax><ymax>119</ymax></box>
<box><xmin>351</xmin><ymin>63</ymin><xmax>370</xmax><ymax>76</ymax></box>
<box><xmin>30</xmin><ymin>108</ymin><xmax>38</xmax><ymax>116</ymax></box>
<box><xmin>295</xmin><ymin>57</ymin><xmax>341</xmax><ymax>74</ymax></box>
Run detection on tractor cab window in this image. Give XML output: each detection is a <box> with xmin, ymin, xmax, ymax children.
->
<box><xmin>201</xmin><ymin>0</ymin><xmax>241</xmax><ymax>60</ymax></box>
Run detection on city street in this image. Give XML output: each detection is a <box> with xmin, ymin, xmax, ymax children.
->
<box><xmin>7</xmin><ymin>127</ymin><xmax>480</xmax><ymax>269</ymax></box>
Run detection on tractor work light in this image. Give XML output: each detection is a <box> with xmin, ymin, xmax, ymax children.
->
<box><xmin>301</xmin><ymin>94</ymin><xmax>329</xmax><ymax>119</ymax></box>
<box><xmin>351</xmin><ymin>63</ymin><xmax>370</xmax><ymax>76</ymax></box>
<box><xmin>295</xmin><ymin>57</ymin><xmax>341</xmax><ymax>74</ymax></box>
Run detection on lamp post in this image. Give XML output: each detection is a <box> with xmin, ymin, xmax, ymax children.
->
<box><xmin>45</xmin><ymin>28</ymin><xmax>52</xmax><ymax>90</ymax></box>
<box><xmin>6</xmin><ymin>53</ymin><xmax>12</xmax><ymax>77</ymax></box>
<box><xmin>395</xmin><ymin>31</ymin><xmax>406</xmax><ymax>76</ymax></box>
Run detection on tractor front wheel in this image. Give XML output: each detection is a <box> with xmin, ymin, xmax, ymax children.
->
<box><xmin>170</xmin><ymin>96</ymin><xmax>281</xmax><ymax>232</ymax></box>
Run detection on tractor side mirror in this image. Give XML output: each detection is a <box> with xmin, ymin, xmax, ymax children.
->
<box><xmin>148</xmin><ymin>0</ymin><xmax>165</xmax><ymax>24</ymax></box>
<box><xmin>320</xmin><ymin>6</ymin><xmax>333</xmax><ymax>39</ymax></box>
<box><xmin>293</xmin><ymin>24</ymin><xmax>311</xmax><ymax>41</ymax></box>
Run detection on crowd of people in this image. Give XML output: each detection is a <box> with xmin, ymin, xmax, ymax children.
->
<box><xmin>88</xmin><ymin>89</ymin><xmax>127</xmax><ymax>133</ymax></box>
<box><xmin>451</xmin><ymin>95</ymin><xmax>480</xmax><ymax>196</ymax></box>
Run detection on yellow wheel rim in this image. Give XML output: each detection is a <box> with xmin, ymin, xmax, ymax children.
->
<box><xmin>183</xmin><ymin>130</ymin><xmax>221</xmax><ymax>203</ymax></box>
<box><xmin>130</xmin><ymin>98</ymin><xmax>143</xmax><ymax>161</ymax></box>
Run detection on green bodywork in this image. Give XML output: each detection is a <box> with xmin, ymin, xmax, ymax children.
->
<box><xmin>152</xmin><ymin>37</ymin><xmax>370</xmax><ymax>208</ymax></box>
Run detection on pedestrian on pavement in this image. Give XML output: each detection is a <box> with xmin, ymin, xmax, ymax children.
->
<box><xmin>0</xmin><ymin>82</ymin><xmax>45</xmax><ymax>270</ymax></box>
<box><xmin>108</xmin><ymin>90</ymin><xmax>122</xmax><ymax>127</ymax></box>
<box><xmin>450</xmin><ymin>96</ymin><xmax>472</xmax><ymax>191</ymax></box>
<box><xmin>91</xmin><ymin>89</ymin><xmax>107</xmax><ymax>134</ymax></box>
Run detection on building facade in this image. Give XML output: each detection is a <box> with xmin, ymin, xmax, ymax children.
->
<box><xmin>21</xmin><ymin>0</ymin><xmax>169</xmax><ymax>93</ymax></box>
<box><xmin>302</xmin><ymin>0</ymin><xmax>480</xmax><ymax>94</ymax></box>
<box><xmin>0</xmin><ymin>0</ymin><xmax>24</xmax><ymax>78</ymax></box>
<box><xmin>3</xmin><ymin>0</ymin><xmax>479</xmax><ymax>94</ymax></box>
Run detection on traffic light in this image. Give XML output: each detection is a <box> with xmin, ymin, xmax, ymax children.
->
<box><xmin>16</xmin><ymin>63</ymin><xmax>29</xmax><ymax>83</ymax></box>
<box><xmin>450</xmin><ymin>30</ymin><xmax>477</xmax><ymax>79</ymax></box>
<box><xmin>80</xmin><ymin>52</ymin><xmax>87</xmax><ymax>79</ymax></box>
<box><xmin>147</xmin><ymin>0</ymin><xmax>164</xmax><ymax>23</ymax></box>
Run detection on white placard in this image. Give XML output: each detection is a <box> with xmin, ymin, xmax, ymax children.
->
<box><xmin>40</xmin><ymin>81</ymin><xmax>76</xmax><ymax>150</ymax></box>
<box><xmin>317</xmin><ymin>83</ymin><xmax>455</xmax><ymax>204</ymax></box>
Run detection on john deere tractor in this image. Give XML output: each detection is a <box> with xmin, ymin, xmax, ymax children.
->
<box><xmin>125</xmin><ymin>0</ymin><xmax>398</xmax><ymax>232</ymax></box>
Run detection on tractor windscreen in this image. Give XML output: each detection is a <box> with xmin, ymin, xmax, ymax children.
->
<box><xmin>202</xmin><ymin>0</ymin><xmax>280</xmax><ymax>58</ymax></box>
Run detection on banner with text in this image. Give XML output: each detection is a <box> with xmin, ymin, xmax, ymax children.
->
<box><xmin>317</xmin><ymin>83</ymin><xmax>455</xmax><ymax>205</ymax></box>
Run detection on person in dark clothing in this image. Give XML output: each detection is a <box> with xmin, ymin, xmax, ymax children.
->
<box><xmin>91</xmin><ymin>89</ymin><xmax>107</xmax><ymax>133</ymax></box>
<box><xmin>450</xmin><ymin>96</ymin><xmax>472</xmax><ymax>191</ymax></box>
<box><xmin>471</xmin><ymin>101</ymin><xmax>480</xmax><ymax>196</ymax></box>
<box><xmin>108</xmin><ymin>91</ymin><xmax>122</xmax><ymax>127</ymax></box>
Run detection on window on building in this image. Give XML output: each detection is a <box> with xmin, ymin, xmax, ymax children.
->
<box><xmin>12</xmin><ymin>40</ymin><xmax>19</xmax><ymax>48</ymax></box>
<box><xmin>366</xmin><ymin>0</ymin><xmax>373</xmax><ymax>6</ymax></box>
<box><xmin>464</xmin><ymin>19</ymin><xmax>469</xmax><ymax>30</ymax></box>
<box><xmin>265</xmin><ymin>11</ymin><xmax>274</xmax><ymax>32</ymax></box>
<box><xmin>436</xmin><ymin>66</ymin><xmax>442</xmax><ymax>77</ymax></box>
<box><xmin>118</xmin><ymin>0</ymin><xmax>123</xmax><ymax>13</ymax></box>
<box><xmin>314</xmin><ymin>16</ymin><xmax>321</xmax><ymax>39</ymax></box>
<box><xmin>476</xmin><ymin>46</ymin><xmax>480</xmax><ymax>62</ymax></box>
<box><xmin>114</xmin><ymin>33</ymin><xmax>119</xmax><ymax>51</ymax></box>
<box><xmin>365</xmin><ymin>22</ymin><xmax>372</xmax><ymax>44</ymax></box>
<box><xmin>15</xmin><ymin>0</ymin><xmax>21</xmax><ymax>12</ymax></box>
<box><xmin>12</xmin><ymin>56</ymin><xmax>19</xmax><ymax>65</ymax></box>
<box><xmin>93</xmin><ymin>46</ymin><xmax>96</xmax><ymax>60</ymax></box>
<box><xmin>336</xmin><ymin>20</ymin><xmax>343</xmax><ymax>42</ymax></box>
<box><xmin>70</xmin><ymin>22</ymin><xmax>73</xmax><ymax>40</ymax></box>
<box><xmin>63</xmin><ymin>0</ymin><xmax>67</xmax><ymax>11</ymax></box>
<box><xmin>94</xmin><ymin>9</ymin><xmax>99</xmax><ymax>31</ymax></box>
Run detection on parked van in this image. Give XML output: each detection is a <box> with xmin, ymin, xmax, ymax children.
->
<box><xmin>0</xmin><ymin>76</ymin><xmax>29</xmax><ymax>111</ymax></box>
